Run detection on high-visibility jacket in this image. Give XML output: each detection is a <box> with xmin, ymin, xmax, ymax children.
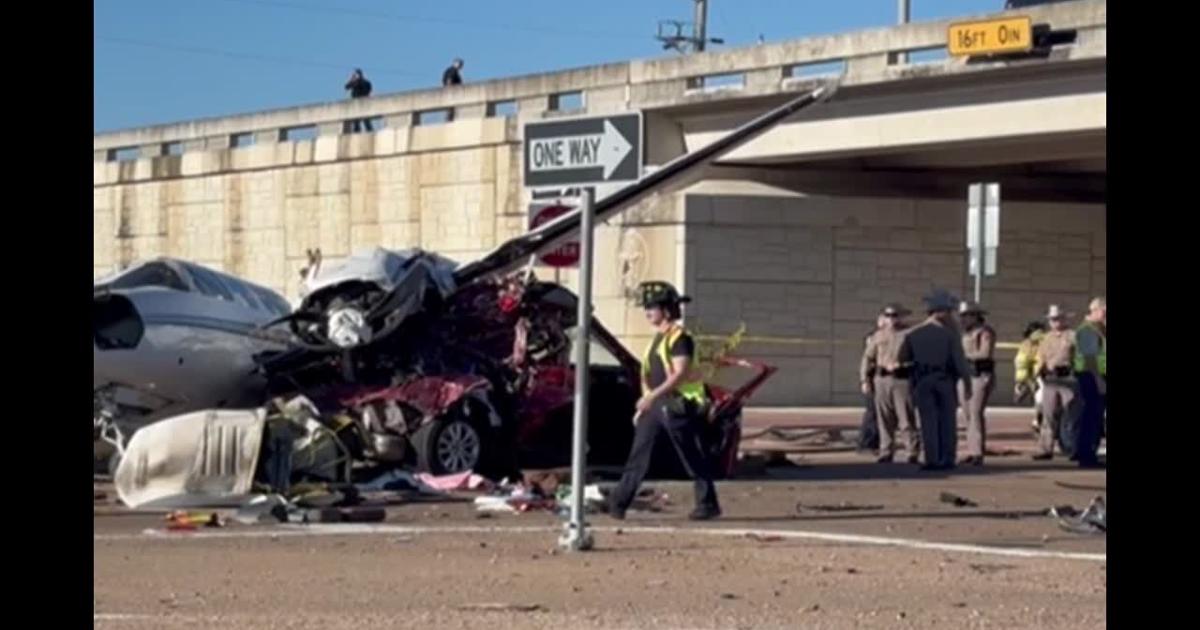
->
<box><xmin>1073</xmin><ymin>321</ymin><xmax>1107</xmax><ymax>376</ymax></box>
<box><xmin>1014</xmin><ymin>330</ymin><xmax>1045</xmax><ymax>385</ymax></box>
<box><xmin>642</xmin><ymin>324</ymin><xmax>707</xmax><ymax>404</ymax></box>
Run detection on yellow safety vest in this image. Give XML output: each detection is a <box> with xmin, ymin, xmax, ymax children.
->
<box><xmin>1072</xmin><ymin>321</ymin><xmax>1106</xmax><ymax>376</ymax></box>
<box><xmin>1014</xmin><ymin>331</ymin><xmax>1044</xmax><ymax>384</ymax></box>
<box><xmin>641</xmin><ymin>325</ymin><xmax>708</xmax><ymax>404</ymax></box>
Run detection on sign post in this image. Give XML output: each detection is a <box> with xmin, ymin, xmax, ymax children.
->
<box><xmin>967</xmin><ymin>182</ymin><xmax>1001</xmax><ymax>303</ymax></box>
<box><xmin>559</xmin><ymin>188</ymin><xmax>595</xmax><ymax>552</ymax></box>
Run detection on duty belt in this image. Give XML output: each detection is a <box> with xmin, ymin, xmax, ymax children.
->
<box><xmin>878</xmin><ymin>367</ymin><xmax>910</xmax><ymax>379</ymax></box>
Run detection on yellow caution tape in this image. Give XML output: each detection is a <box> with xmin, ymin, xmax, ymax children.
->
<box><xmin>695</xmin><ymin>334</ymin><xmax>1021</xmax><ymax>351</ymax></box>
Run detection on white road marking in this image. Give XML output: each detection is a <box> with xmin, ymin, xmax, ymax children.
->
<box><xmin>95</xmin><ymin>522</ymin><xmax>1105</xmax><ymax>562</ymax></box>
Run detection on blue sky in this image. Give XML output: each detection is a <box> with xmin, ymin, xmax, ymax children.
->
<box><xmin>94</xmin><ymin>0</ymin><xmax>1003</xmax><ymax>132</ymax></box>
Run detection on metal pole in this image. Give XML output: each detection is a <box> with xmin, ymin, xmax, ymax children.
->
<box><xmin>560</xmin><ymin>188</ymin><xmax>595</xmax><ymax>552</ymax></box>
<box><xmin>974</xmin><ymin>189</ymin><xmax>984</xmax><ymax>304</ymax></box>
<box><xmin>897</xmin><ymin>0</ymin><xmax>911</xmax><ymax>64</ymax></box>
<box><xmin>694</xmin><ymin>0</ymin><xmax>708</xmax><ymax>52</ymax></box>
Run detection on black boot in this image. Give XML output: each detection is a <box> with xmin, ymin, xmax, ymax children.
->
<box><xmin>688</xmin><ymin>504</ymin><xmax>722</xmax><ymax>521</ymax></box>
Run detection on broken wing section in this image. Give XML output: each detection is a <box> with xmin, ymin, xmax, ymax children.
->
<box><xmin>454</xmin><ymin>84</ymin><xmax>837</xmax><ymax>284</ymax></box>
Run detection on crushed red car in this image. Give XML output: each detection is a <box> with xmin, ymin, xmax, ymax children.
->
<box><xmin>255</xmin><ymin>248</ymin><xmax>775</xmax><ymax>480</ymax></box>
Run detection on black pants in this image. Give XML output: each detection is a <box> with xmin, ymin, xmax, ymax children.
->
<box><xmin>610</xmin><ymin>399</ymin><xmax>718</xmax><ymax>512</ymax></box>
<box><xmin>1075</xmin><ymin>373</ymin><xmax>1105</xmax><ymax>465</ymax></box>
<box><xmin>858</xmin><ymin>391</ymin><xmax>879</xmax><ymax>450</ymax></box>
<box><xmin>351</xmin><ymin>118</ymin><xmax>373</xmax><ymax>133</ymax></box>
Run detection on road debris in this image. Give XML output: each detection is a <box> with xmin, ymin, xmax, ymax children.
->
<box><xmin>416</xmin><ymin>470</ymin><xmax>494</xmax><ymax>493</ymax></box>
<box><xmin>939</xmin><ymin>492</ymin><xmax>978</xmax><ymax>508</ymax></box>
<box><xmin>164</xmin><ymin>511</ymin><xmax>225</xmax><ymax>531</ymax></box>
<box><xmin>744</xmin><ymin>533</ymin><xmax>784</xmax><ymax>543</ymax></box>
<box><xmin>796</xmin><ymin>501</ymin><xmax>884</xmax><ymax>514</ymax></box>
<box><xmin>1050</xmin><ymin>496</ymin><xmax>1106</xmax><ymax>534</ymax></box>
<box><xmin>456</xmin><ymin>603</ymin><xmax>545</xmax><ymax>613</ymax></box>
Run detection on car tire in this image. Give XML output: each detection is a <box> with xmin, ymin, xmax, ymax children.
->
<box><xmin>412</xmin><ymin>413</ymin><xmax>488</xmax><ymax>476</ymax></box>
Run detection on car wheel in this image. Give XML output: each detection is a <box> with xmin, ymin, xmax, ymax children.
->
<box><xmin>413</xmin><ymin>415</ymin><xmax>485</xmax><ymax>475</ymax></box>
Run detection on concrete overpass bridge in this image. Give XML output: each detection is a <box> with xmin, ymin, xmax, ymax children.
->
<box><xmin>93</xmin><ymin>0</ymin><xmax>1106</xmax><ymax>404</ymax></box>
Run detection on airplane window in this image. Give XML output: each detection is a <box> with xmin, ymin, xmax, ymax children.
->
<box><xmin>254</xmin><ymin>289</ymin><xmax>291</xmax><ymax>316</ymax></box>
<box><xmin>108</xmin><ymin>262</ymin><xmax>188</xmax><ymax>292</ymax></box>
<box><xmin>186</xmin><ymin>265</ymin><xmax>235</xmax><ymax>302</ymax></box>
<box><xmin>224</xmin><ymin>278</ymin><xmax>264</xmax><ymax>311</ymax></box>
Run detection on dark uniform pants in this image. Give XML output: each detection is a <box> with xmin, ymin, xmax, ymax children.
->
<box><xmin>914</xmin><ymin>375</ymin><xmax>958</xmax><ymax>468</ymax></box>
<box><xmin>611</xmin><ymin>398</ymin><xmax>718</xmax><ymax>512</ymax></box>
<box><xmin>1074</xmin><ymin>373</ymin><xmax>1105</xmax><ymax>465</ymax></box>
<box><xmin>859</xmin><ymin>391</ymin><xmax>880</xmax><ymax>451</ymax></box>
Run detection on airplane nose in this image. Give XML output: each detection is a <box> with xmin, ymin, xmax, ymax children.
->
<box><xmin>94</xmin><ymin>294</ymin><xmax>145</xmax><ymax>350</ymax></box>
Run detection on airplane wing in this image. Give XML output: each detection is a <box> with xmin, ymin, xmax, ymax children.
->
<box><xmin>453</xmin><ymin>83</ymin><xmax>837</xmax><ymax>285</ymax></box>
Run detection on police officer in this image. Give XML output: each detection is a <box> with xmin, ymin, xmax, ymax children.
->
<box><xmin>958</xmin><ymin>301</ymin><xmax>996</xmax><ymax>466</ymax></box>
<box><xmin>861</xmin><ymin>304</ymin><xmax>920</xmax><ymax>464</ymax></box>
<box><xmin>857</xmin><ymin>314</ymin><xmax>886</xmax><ymax>454</ymax></box>
<box><xmin>1032</xmin><ymin>305</ymin><xmax>1078</xmax><ymax>460</ymax></box>
<box><xmin>608</xmin><ymin>281</ymin><xmax>720</xmax><ymax>521</ymax></box>
<box><xmin>899</xmin><ymin>289</ymin><xmax>973</xmax><ymax>471</ymax></box>
<box><xmin>1073</xmin><ymin>297</ymin><xmax>1106</xmax><ymax>468</ymax></box>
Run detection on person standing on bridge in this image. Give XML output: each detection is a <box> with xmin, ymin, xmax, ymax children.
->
<box><xmin>856</xmin><ymin>314</ymin><xmax>887</xmax><ymax>454</ymax></box>
<box><xmin>442</xmin><ymin>58</ymin><xmax>464</xmax><ymax>86</ymax></box>
<box><xmin>344</xmin><ymin>68</ymin><xmax>374</xmax><ymax>133</ymax></box>
<box><xmin>861</xmin><ymin>303</ymin><xmax>920</xmax><ymax>464</ymax></box>
<box><xmin>607</xmin><ymin>281</ymin><xmax>720</xmax><ymax>521</ymax></box>
<box><xmin>899</xmin><ymin>289</ymin><xmax>973</xmax><ymax>471</ymax></box>
<box><xmin>1032</xmin><ymin>305</ymin><xmax>1078</xmax><ymax>461</ymax></box>
<box><xmin>957</xmin><ymin>301</ymin><xmax>996</xmax><ymax>466</ymax></box>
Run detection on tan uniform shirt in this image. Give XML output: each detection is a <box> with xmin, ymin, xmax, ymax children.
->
<box><xmin>861</xmin><ymin>326</ymin><xmax>908</xmax><ymax>383</ymax></box>
<box><xmin>1036</xmin><ymin>329</ymin><xmax>1077</xmax><ymax>373</ymax></box>
<box><xmin>962</xmin><ymin>324</ymin><xmax>996</xmax><ymax>362</ymax></box>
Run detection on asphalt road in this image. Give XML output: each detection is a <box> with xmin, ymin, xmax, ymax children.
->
<box><xmin>95</xmin><ymin>406</ymin><xmax>1106</xmax><ymax>629</ymax></box>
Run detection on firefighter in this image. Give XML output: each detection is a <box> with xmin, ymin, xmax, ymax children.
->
<box><xmin>1014</xmin><ymin>320</ymin><xmax>1047</xmax><ymax>436</ymax></box>
<box><xmin>607</xmin><ymin>281</ymin><xmax>720</xmax><ymax>521</ymax></box>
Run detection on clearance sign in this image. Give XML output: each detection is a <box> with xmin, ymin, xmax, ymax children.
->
<box><xmin>948</xmin><ymin>16</ymin><xmax>1033</xmax><ymax>57</ymax></box>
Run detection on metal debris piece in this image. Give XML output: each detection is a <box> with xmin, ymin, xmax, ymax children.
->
<box><xmin>1051</xmin><ymin>496</ymin><xmax>1106</xmax><ymax>534</ymax></box>
<box><xmin>796</xmin><ymin>501</ymin><xmax>885</xmax><ymax>513</ymax></box>
<box><xmin>456</xmin><ymin>603</ymin><xmax>545</xmax><ymax>613</ymax></box>
<box><xmin>968</xmin><ymin>563</ymin><xmax>1017</xmax><ymax>574</ymax></box>
<box><xmin>939</xmin><ymin>492</ymin><xmax>978</xmax><ymax>508</ymax></box>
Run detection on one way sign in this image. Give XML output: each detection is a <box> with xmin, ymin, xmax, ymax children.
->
<box><xmin>523</xmin><ymin>113</ymin><xmax>642</xmax><ymax>188</ymax></box>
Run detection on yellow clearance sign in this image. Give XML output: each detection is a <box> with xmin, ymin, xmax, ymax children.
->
<box><xmin>947</xmin><ymin>16</ymin><xmax>1033</xmax><ymax>57</ymax></box>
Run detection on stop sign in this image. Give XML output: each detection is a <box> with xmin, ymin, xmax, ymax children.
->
<box><xmin>530</xmin><ymin>204</ymin><xmax>580</xmax><ymax>267</ymax></box>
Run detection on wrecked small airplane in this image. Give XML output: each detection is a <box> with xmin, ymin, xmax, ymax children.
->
<box><xmin>93</xmin><ymin>258</ymin><xmax>294</xmax><ymax>471</ymax></box>
<box><xmin>95</xmin><ymin>84</ymin><xmax>833</xmax><ymax>486</ymax></box>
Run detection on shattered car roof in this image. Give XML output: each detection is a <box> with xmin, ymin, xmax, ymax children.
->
<box><xmin>303</xmin><ymin>248</ymin><xmax>459</xmax><ymax>304</ymax></box>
